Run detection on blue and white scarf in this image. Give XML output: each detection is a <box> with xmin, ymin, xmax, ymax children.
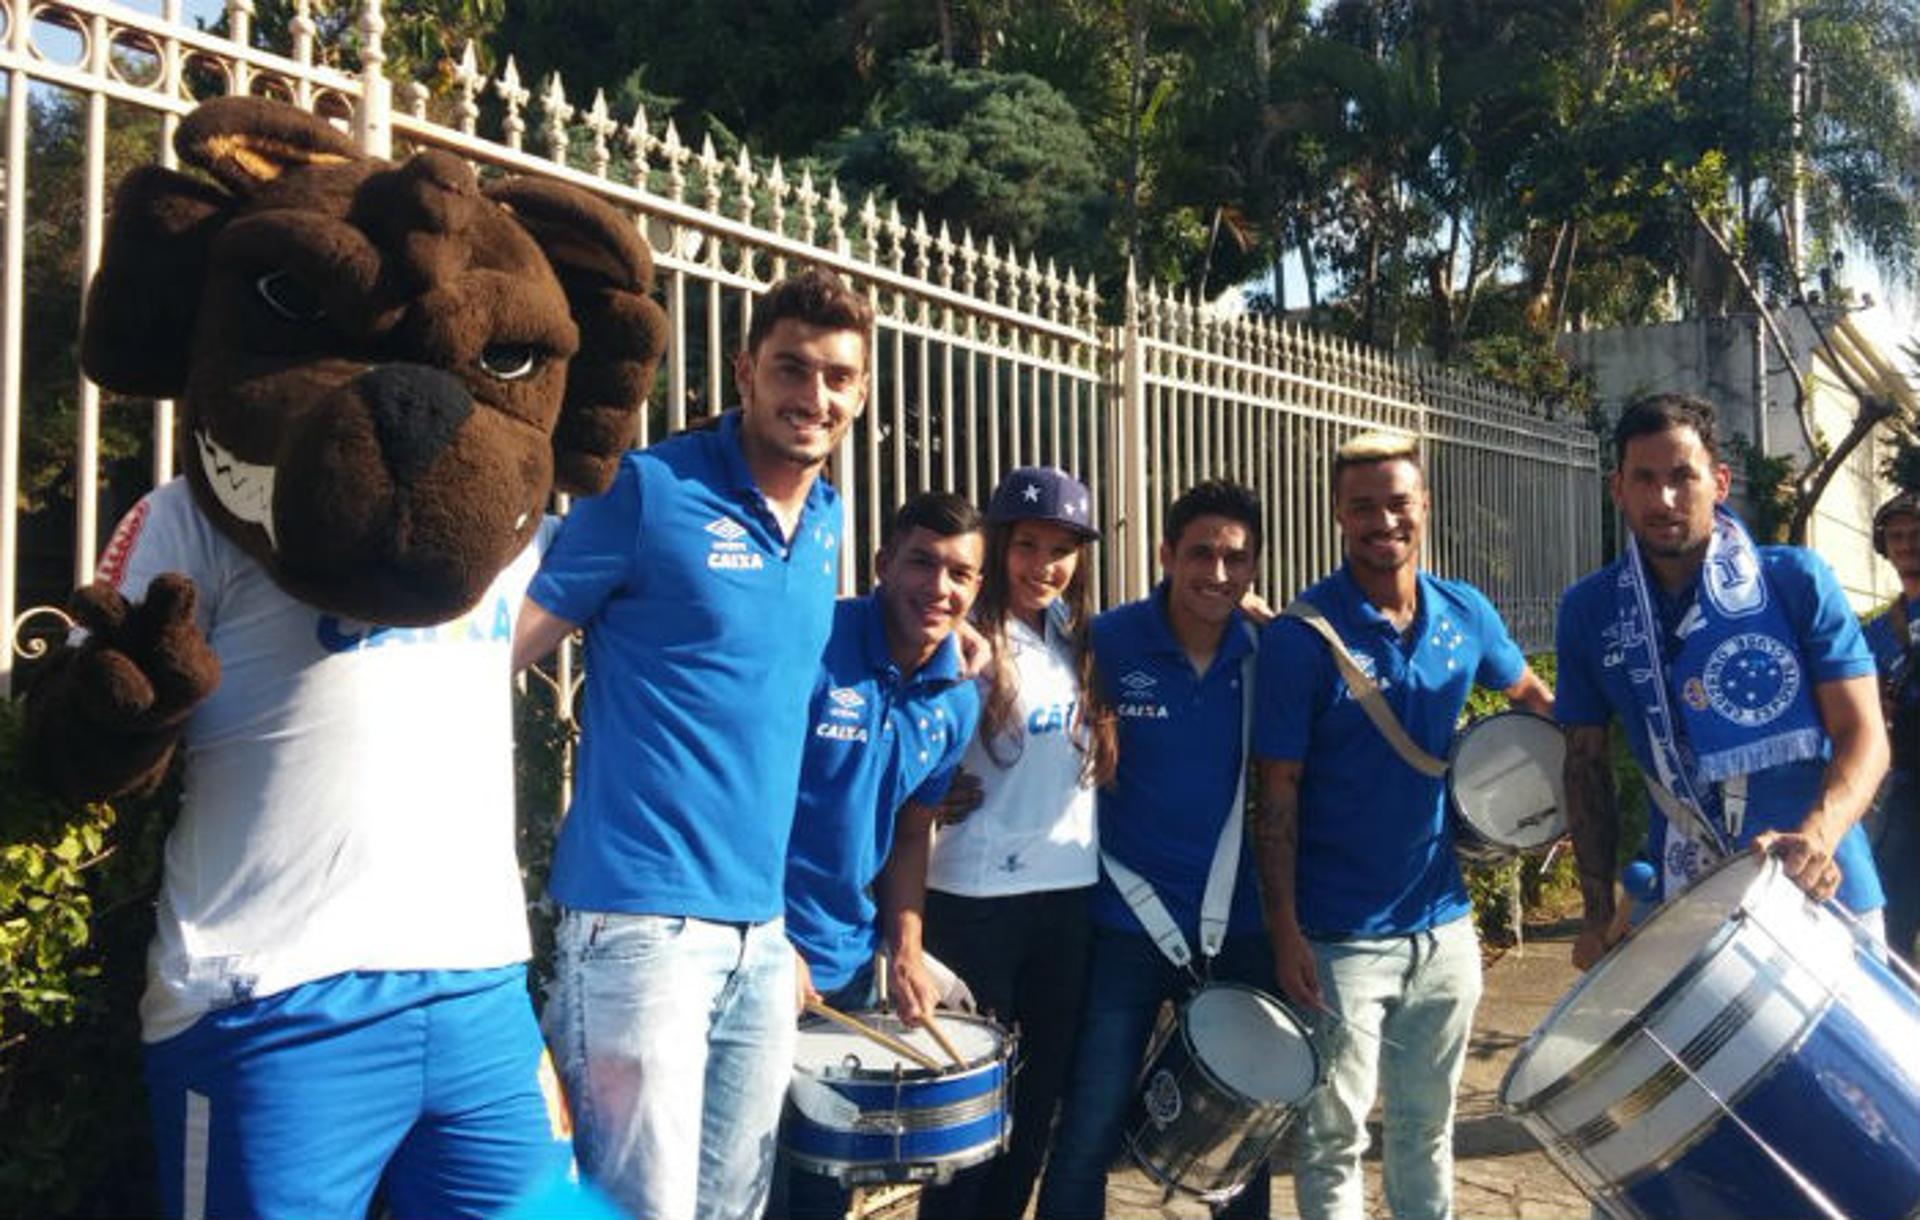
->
<box><xmin>1616</xmin><ymin>506</ymin><xmax>1824</xmax><ymax>889</ymax></box>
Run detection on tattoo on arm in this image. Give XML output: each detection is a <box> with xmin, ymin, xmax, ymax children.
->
<box><xmin>1564</xmin><ymin>725</ymin><xmax>1618</xmax><ymax>925</ymax></box>
<box><xmin>1253</xmin><ymin>761</ymin><xmax>1304</xmax><ymax>935</ymax></box>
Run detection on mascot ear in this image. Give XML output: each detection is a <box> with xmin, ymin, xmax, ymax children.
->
<box><xmin>80</xmin><ymin>166</ymin><xmax>230</xmax><ymax>397</ymax></box>
<box><xmin>487</xmin><ymin>178</ymin><xmax>670</xmax><ymax>496</ymax></box>
<box><xmin>174</xmin><ymin>95</ymin><xmax>357</xmax><ymax>195</ymax></box>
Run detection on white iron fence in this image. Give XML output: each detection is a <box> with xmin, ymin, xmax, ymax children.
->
<box><xmin>1</xmin><ymin>0</ymin><xmax>1601</xmax><ymax>696</ymax></box>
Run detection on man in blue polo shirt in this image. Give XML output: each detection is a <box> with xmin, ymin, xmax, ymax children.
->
<box><xmin>1865</xmin><ymin>491</ymin><xmax>1920</xmax><ymax>964</ymax></box>
<box><xmin>1036</xmin><ymin>480</ymin><xmax>1275</xmax><ymax>1220</ymax></box>
<box><xmin>512</xmin><ymin>267</ymin><xmax>872</xmax><ymax>1220</ymax></box>
<box><xmin>1558</xmin><ymin>394</ymin><xmax>1887</xmax><ymax>973</ymax></box>
<box><xmin>1254</xmin><ymin>432</ymin><xmax>1550</xmax><ymax>1220</ymax></box>
<box><xmin>776</xmin><ymin>491</ymin><xmax>985</xmax><ymax>1220</ymax></box>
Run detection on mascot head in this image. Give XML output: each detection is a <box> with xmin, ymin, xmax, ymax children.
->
<box><xmin>80</xmin><ymin>97</ymin><xmax>668</xmax><ymax>624</ymax></box>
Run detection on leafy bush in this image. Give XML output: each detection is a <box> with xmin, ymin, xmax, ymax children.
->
<box><xmin>0</xmin><ymin>678</ymin><xmax>577</xmax><ymax>1216</ymax></box>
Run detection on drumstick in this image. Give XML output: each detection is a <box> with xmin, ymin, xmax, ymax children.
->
<box><xmin>923</xmin><ymin>1014</ymin><xmax>969</xmax><ymax>1068</ymax></box>
<box><xmin>804</xmin><ymin>999</ymin><xmax>944</xmax><ymax>1072</ymax></box>
<box><xmin>1310</xmin><ymin>1001</ymin><xmax>1409</xmax><ymax>1052</ymax></box>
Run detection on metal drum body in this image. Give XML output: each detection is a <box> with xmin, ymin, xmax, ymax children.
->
<box><xmin>1124</xmin><ymin>983</ymin><xmax>1319</xmax><ymax>1204</ymax></box>
<box><xmin>1448</xmin><ymin>710</ymin><xmax>1568</xmax><ymax>861</ymax></box>
<box><xmin>1501</xmin><ymin>853</ymin><xmax>1920</xmax><ymax>1219</ymax></box>
<box><xmin>783</xmin><ymin>1011</ymin><xmax>1012</xmax><ymax>1186</ymax></box>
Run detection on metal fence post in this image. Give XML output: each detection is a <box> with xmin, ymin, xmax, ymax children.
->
<box><xmin>355</xmin><ymin>0</ymin><xmax>392</xmax><ymax>158</ymax></box>
<box><xmin>1118</xmin><ymin>262</ymin><xmax>1151</xmax><ymax>601</ymax></box>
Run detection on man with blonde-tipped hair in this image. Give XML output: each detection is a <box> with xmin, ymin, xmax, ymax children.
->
<box><xmin>1252</xmin><ymin>430</ymin><xmax>1551</xmax><ymax>1220</ymax></box>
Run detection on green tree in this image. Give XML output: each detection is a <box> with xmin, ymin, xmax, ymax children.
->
<box><xmin>824</xmin><ymin>53</ymin><xmax>1109</xmax><ymax>266</ymax></box>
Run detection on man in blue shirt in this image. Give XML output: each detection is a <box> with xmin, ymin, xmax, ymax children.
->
<box><xmin>776</xmin><ymin>491</ymin><xmax>985</xmax><ymax>1219</ymax></box>
<box><xmin>1865</xmin><ymin>491</ymin><xmax>1920</xmax><ymax>964</ymax></box>
<box><xmin>1558</xmin><ymin>394</ymin><xmax>1887</xmax><ymax>973</ymax></box>
<box><xmin>512</xmin><ymin>268</ymin><xmax>872</xmax><ymax>1220</ymax></box>
<box><xmin>1036</xmin><ymin>480</ymin><xmax>1276</xmax><ymax>1220</ymax></box>
<box><xmin>1253</xmin><ymin>432</ymin><xmax>1551</xmax><ymax>1220</ymax></box>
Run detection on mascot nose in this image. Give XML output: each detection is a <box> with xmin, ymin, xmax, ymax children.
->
<box><xmin>360</xmin><ymin>365</ymin><xmax>474</xmax><ymax>482</ymax></box>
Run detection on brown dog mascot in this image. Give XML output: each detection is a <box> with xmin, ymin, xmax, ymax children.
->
<box><xmin>22</xmin><ymin>97</ymin><xmax>665</xmax><ymax>1218</ymax></box>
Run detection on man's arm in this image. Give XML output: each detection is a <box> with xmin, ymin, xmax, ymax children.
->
<box><xmin>877</xmin><ymin>801</ymin><xmax>941</xmax><ymax>1025</ymax></box>
<box><xmin>1253</xmin><ymin>759</ymin><xmax>1322</xmax><ymax>1010</ymax></box>
<box><xmin>1564</xmin><ymin>723</ymin><xmax>1620</xmax><ymax>970</ymax></box>
<box><xmin>1752</xmin><ymin>673</ymin><xmax>1888</xmax><ymax>902</ymax></box>
<box><xmin>1504</xmin><ymin>665</ymin><xmax>1554</xmax><ymax>718</ymax></box>
<box><xmin>512</xmin><ymin>598</ymin><xmax>579</xmax><ymax>673</ymax></box>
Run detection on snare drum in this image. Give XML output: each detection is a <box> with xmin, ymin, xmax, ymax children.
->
<box><xmin>1501</xmin><ymin>852</ymin><xmax>1920</xmax><ymax>1219</ymax></box>
<box><xmin>783</xmin><ymin>1010</ymin><xmax>1013</xmax><ymax>1186</ymax></box>
<box><xmin>1124</xmin><ymin>983</ymin><xmax>1319</xmax><ymax>1204</ymax></box>
<box><xmin>1449</xmin><ymin>710</ymin><xmax>1567</xmax><ymax>861</ymax></box>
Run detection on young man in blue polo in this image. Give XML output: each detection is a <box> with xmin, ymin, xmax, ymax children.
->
<box><xmin>775</xmin><ymin>491</ymin><xmax>986</xmax><ymax>1219</ymax></box>
<box><xmin>511</xmin><ymin>267</ymin><xmax>872</xmax><ymax>1220</ymax></box>
<box><xmin>1865</xmin><ymin>491</ymin><xmax>1920</xmax><ymax>964</ymax></box>
<box><xmin>1558</xmin><ymin>394</ymin><xmax>1887</xmax><ymax>971</ymax></box>
<box><xmin>1036</xmin><ymin>479</ymin><xmax>1276</xmax><ymax>1220</ymax></box>
<box><xmin>1253</xmin><ymin>432</ymin><xmax>1551</xmax><ymax>1220</ymax></box>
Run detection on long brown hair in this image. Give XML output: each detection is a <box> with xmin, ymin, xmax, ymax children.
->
<box><xmin>972</xmin><ymin>520</ymin><xmax>1118</xmax><ymax>788</ymax></box>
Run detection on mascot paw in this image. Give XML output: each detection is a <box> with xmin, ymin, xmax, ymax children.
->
<box><xmin>66</xmin><ymin>574</ymin><xmax>220</xmax><ymax>731</ymax></box>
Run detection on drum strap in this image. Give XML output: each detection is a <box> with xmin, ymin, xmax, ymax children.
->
<box><xmin>1101</xmin><ymin>623</ymin><xmax>1258</xmax><ymax>973</ymax></box>
<box><xmin>1281</xmin><ymin>600</ymin><xmax>1448</xmax><ymax>778</ymax></box>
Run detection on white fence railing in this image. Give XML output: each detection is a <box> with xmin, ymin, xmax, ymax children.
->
<box><xmin>1</xmin><ymin>0</ymin><xmax>1601</xmax><ymax>695</ymax></box>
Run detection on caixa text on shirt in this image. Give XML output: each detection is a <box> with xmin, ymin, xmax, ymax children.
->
<box><xmin>316</xmin><ymin>595</ymin><xmax>513</xmax><ymax>653</ymax></box>
<box><xmin>1116</xmin><ymin>701</ymin><xmax>1170</xmax><ymax>719</ymax></box>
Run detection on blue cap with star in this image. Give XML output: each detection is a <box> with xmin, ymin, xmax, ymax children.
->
<box><xmin>986</xmin><ymin>465</ymin><xmax>1099</xmax><ymax>540</ymax></box>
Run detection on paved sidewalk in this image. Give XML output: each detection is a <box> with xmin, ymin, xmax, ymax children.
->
<box><xmin>1102</xmin><ymin>927</ymin><xmax>1593</xmax><ymax>1219</ymax></box>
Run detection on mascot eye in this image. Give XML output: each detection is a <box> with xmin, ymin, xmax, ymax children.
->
<box><xmin>478</xmin><ymin>343</ymin><xmax>542</xmax><ymax>382</ymax></box>
<box><xmin>255</xmin><ymin>271</ymin><xmax>326</xmax><ymax>322</ymax></box>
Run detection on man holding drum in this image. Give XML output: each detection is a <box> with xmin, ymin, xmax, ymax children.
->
<box><xmin>1556</xmin><ymin>393</ymin><xmax>1888</xmax><ymax>969</ymax></box>
<box><xmin>1253</xmin><ymin>431</ymin><xmax>1551</xmax><ymax>1220</ymax></box>
<box><xmin>774</xmin><ymin>491</ymin><xmax>986</xmax><ymax>1218</ymax></box>
<box><xmin>1864</xmin><ymin>490</ymin><xmax>1920</xmax><ymax>964</ymax></box>
<box><xmin>1036</xmin><ymin>480</ymin><xmax>1285</xmax><ymax>1219</ymax></box>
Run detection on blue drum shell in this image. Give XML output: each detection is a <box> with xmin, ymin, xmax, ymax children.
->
<box><xmin>1617</xmin><ymin>950</ymin><xmax>1920</xmax><ymax>1220</ymax></box>
<box><xmin>784</xmin><ymin>1055</ymin><xmax>1010</xmax><ymax>1169</ymax></box>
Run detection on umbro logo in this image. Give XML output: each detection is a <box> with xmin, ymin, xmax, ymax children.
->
<box><xmin>705</xmin><ymin>516</ymin><xmax>748</xmax><ymax>543</ymax></box>
<box><xmin>828</xmin><ymin>687</ymin><xmax>865</xmax><ymax>710</ymax></box>
<box><xmin>1120</xmin><ymin>670</ymin><xmax>1156</xmax><ymax>693</ymax></box>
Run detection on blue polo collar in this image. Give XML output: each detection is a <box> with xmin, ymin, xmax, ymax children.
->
<box><xmin>715</xmin><ymin>410</ymin><xmax>837</xmax><ymax>517</ymax></box>
<box><xmin>1335</xmin><ymin>562</ymin><xmax>1429</xmax><ymax>639</ymax></box>
<box><xmin>854</xmin><ymin>592</ymin><xmax>965</xmax><ymax>689</ymax></box>
<box><xmin>1146</xmin><ymin>581</ymin><xmax>1255</xmax><ymax>671</ymax></box>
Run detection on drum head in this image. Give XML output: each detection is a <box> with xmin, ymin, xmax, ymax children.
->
<box><xmin>795</xmin><ymin>1011</ymin><xmax>1004</xmax><ymax>1076</ymax></box>
<box><xmin>1503</xmin><ymin>853</ymin><xmax>1769</xmax><ymax>1107</ymax></box>
<box><xmin>1186</xmin><ymin>986</ymin><xmax>1317</xmax><ymax>1106</ymax></box>
<box><xmin>1449</xmin><ymin>711</ymin><xmax>1567</xmax><ymax>853</ymax></box>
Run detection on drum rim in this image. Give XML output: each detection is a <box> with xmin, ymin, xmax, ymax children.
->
<box><xmin>784</xmin><ymin>1130</ymin><xmax>1009</xmax><ymax>1184</ymax></box>
<box><xmin>794</xmin><ymin>1009</ymin><xmax>1014</xmax><ymax>1081</ymax></box>
<box><xmin>1499</xmin><ymin>852</ymin><xmax>1816</xmax><ymax>1114</ymax></box>
<box><xmin>1446</xmin><ymin>708</ymin><xmax>1567</xmax><ymax>853</ymax></box>
<box><xmin>1167</xmin><ymin>982</ymin><xmax>1322</xmax><ymax>1107</ymax></box>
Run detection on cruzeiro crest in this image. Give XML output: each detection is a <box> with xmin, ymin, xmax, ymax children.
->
<box><xmin>1701</xmin><ymin>633</ymin><xmax>1801</xmax><ymax>728</ymax></box>
<box><xmin>1143</xmin><ymin>1068</ymin><xmax>1183</xmax><ymax>1128</ymax></box>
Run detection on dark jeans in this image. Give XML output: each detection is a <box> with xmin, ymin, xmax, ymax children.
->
<box><xmin>1868</xmin><ymin>770</ymin><xmax>1920</xmax><ymax>965</ymax></box>
<box><xmin>768</xmin><ymin>973</ymin><xmax>875</xmax><ymax>1220</ymax></box>
<box><xmin>916</xmin><ymin>886</ymin><xmax>1093</xmax><ymax>1220</ymax></box>
<box><xmin>1035</xmin><ymin>928</ymin><xmax>1278</xmax><ymax>1220</ymax></box>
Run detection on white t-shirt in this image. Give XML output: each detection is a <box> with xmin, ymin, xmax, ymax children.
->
<box><xmin>98</xmin><ymin>480</ymin><xmax>544</xmax><ymax>1041</ymax></box>
<box><xmin>926</xmin><ymin>609</ymin><xmax>1098</xmax><ymax>896</ymax></box>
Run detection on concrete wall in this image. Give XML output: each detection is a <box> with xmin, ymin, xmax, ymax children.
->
<box><xmin>1561</xmin><ymin>312</ymin><xmax>1905</xmax><ymax>612</ymax></box>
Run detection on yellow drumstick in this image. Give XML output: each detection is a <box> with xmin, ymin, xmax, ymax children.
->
<box><xmin>805</xmin><ymin>999</ymin><xmax>944</xmax><ymax>1072</ymax></box>
<box><xmin>923</xmin><ymin>1014</ymin><xmax>969</xmax><ymax>1069</ymax></box>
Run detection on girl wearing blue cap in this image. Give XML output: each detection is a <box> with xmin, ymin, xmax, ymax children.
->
<box><xmin>915</xmin><ymin>465</ymin><xmax>1117</xmax><ymax>1220</ymax></box>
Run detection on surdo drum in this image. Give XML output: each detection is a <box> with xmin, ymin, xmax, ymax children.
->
<box><xmin>1448</xmin><ymin>710</ymin><xmax>1568</xmax><ymax>861</ymax></box>
<box><xmin>1501</xmin><ymin>852</ymin><xmax>1920</xmax><ymax>1219</ymax></box>
<box><xmin>783</xmin><ymin>1010</ymin><xmax>1013</xmax><ymax>1185</ymax></box>
<box><xmin>1124</xmin><ymin>983</ymin><xmax>1320</xmax><ymax>1204</ymax></box>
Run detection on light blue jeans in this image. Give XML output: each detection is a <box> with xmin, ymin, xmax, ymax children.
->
<box><xmin>1294</xmin><ymin>915</ymin><xmax>1482</xmax><ymax>1220</ymax></box>
<box><xmin>543</xmin><ymin>910</ymin><xmax>796</xmax><ymax>1220</ymax></box>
